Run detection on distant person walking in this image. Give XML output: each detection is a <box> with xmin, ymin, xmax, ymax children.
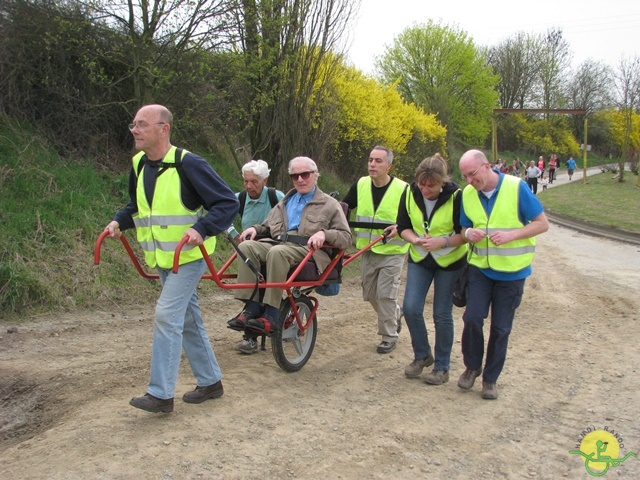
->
<box><xmin>566</xmin><ymin>156</ymin><xmax>577</xmax><ymax>181</ymax></box>
<box><xmin>525</xmin><ymin>161</ymin><xmax>542</xmax><ymax>194</ymax></box>
<box><xmin>548</xmin><ymin>155</ymin><xmax>557</xmax><ymax>184</ymax></box>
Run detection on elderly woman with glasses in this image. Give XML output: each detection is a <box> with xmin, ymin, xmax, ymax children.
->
<box><xmin>227</xmin><ymin>156</ymin><xmax>352</xmax><ymax>335</ymax></box>
<box><xmin>396</xmin><ymin>153</ymin><xmax>468</xmax><ymax>385</ymax></box>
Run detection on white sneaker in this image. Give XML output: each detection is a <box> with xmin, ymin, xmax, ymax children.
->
<box><xmin>236</xmin><ymin>338</ymin><xmax>258</xmax><ymax>354</ymax></box>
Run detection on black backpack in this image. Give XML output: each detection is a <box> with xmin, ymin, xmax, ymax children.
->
<box><xmin>237</xmin><ymin>187</ymin><xmax>279</xmax><ymax>217</ymax></box>
<box><xmin>135</xmin><ymin>148</ymin><xmax>205</xmax><ymax>207</ymax></box>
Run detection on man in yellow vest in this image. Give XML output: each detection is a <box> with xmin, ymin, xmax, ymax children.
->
<box><xmin>458</xmin><ymin>149</ymin><xmax>548</xmax><ymax>400</ymax></box>
<box><xmin>104</xmin><ymin>104</ymin><xmax>239</xmax><ymax>413</ymax></box>
<box><xmin>343</xmin><ymin>146</ymin><xmax>409</xmax><ymax>353</ymax></box>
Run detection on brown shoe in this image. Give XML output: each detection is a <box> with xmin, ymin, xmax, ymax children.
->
<box><xmin>183</xmin><ymin>381</ymin><xmax>224</xmax><ymax>404</ymax></box>
<box><xmin>424</xmin><ymin>369</ymin><xmax>449</xmax><ymax>385</ymax></box>
<box><xmin>129</xmin><ymin>393</ymin><xmax>174</xmax><ymax>413</ymax></box>
<box><xmin>457</xmin><ymin>368</ymin><xmax>482</xmax><ymax>390</ymax></box>
<box><xmin>481</xmin><ymin>381</ymin><xmax>498</xmax><ymax>400</ymax></box>
<box><xmin>404</xmin><ymin>352</ymin><xmax>435</xmax><ymax>378</ymax></box>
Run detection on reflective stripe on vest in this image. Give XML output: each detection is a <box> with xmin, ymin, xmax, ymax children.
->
<box><xmin>354</xmin><ymin>176</ymin><xmax>409</xmax><ymax>254</ymax></box>
<box><xmin>132</xmin><ymin>147</ymin><xmax>216</xmax><ymax>269</ymax></box>
<box><xmin>406</xmin><ymin>189</ymin><xmax>467</xmax><ymax>267</ymax></box>
<box><xmin>462</xmin><ymin>175</ymin><xmax>535</xmax><ymax>272</ymax></box>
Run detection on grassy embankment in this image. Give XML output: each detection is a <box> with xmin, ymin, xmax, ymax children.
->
<box><xmin>538</xmin><ymin>172</ymin><xmax>640</xmax><ymax>233</ymax></box>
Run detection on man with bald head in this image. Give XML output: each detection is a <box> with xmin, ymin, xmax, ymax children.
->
<box><xmin>457</xmin><ymin>149</ymin><xmax>548</xmax><ymax>400</ymax></box>
<box><xmin>104</xmin><ymin>104</ymin><xmax>239</xmax><ymax>413</ymax></box>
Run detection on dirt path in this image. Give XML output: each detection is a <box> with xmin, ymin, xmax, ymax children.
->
<box><xmin>1</xmin><ymin>224</ymin><xmax>640</xmax><ymax>479</ymax></box>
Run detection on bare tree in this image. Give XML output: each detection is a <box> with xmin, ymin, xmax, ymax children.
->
<box><xmin>613</xmin><ymin>55</ymin><xmax>640</xmax><ymax>183</ymax></box>
<box><xmin>487</xmin><ymin>32</ymin><xmax>543</xmax><ymax>109</ymax></box>
<box><xmin>567</xmin><ymin>59</ymin><xmax>613</xmax><ymax>140</ymax></box>
<box><xmin>537</xmin><ymin>29</ymin><xmax>571</xmax><ymax>111</ymax></box>
<box><xmin>82</xmin><ymin>0</ymin><xmax>235</xmax><ymax>109</ymax></box>
<box><xmin>229</xmin><ymin>0</ymin><xmax>359</xmax><ymax>183</ymax></box>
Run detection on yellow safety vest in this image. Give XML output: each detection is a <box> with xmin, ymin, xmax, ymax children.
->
<box><xmin>462</xmin><ymin>175</ymin><xmax>535</xmax><ymax>272</ymax></box>
<box><xmin>132</xmin><ymin>147</ymin><xmax>216</xmax><ymax>269</ymax></box>
<box><xmin>406</xmin><ymin>189</ymin><xmax>467</xmax><ymax>267</ymax></box>
<box><xmin>354</xmin><ymin>176</ymin><xmax>409</xmax><ymax>255</ymax></box>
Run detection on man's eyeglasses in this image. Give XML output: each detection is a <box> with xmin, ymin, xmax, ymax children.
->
<box><xmin>422</xmin><ymin>221</ymin><xmax>430</xmax><ymax>233</ymax></box>
<box><xmin>128</xmin><ymin>121</ymin><xmax>166</xmax><ymax>131</ymax></box>
<box><xmin>289</xmin><ymin>171</ymin><xmax>315</xmax><ymax>181</ymax></box>
<box><xmin>461</xmin><ymin>163</ymin><xmax>487</xmax><ymax>180</ymax></box>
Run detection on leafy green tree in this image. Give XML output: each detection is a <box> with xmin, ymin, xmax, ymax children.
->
<box><xmin>376</xmin><ymin>21</ymin><xmax>499</xmax><ymax>146</ymax></box>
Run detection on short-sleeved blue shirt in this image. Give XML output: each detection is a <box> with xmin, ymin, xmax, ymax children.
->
<box><xmin>460</xmin><ymin>171</ymin><xmax>544</xmax><ymax>281</ymax></box>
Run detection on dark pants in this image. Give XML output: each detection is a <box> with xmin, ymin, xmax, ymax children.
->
<box><xmin>461</xmin><ymin>266</ymin><xmax>525</xmax><ymax>383</ymax></box>
<box><xmin>526</xmin><ymin>177</ymin><xmax>538</xmax><ymax>194</ymax></box>
<box><xmin>549</xmin><ymin>168</ymin><xmax>556</xmax><ymax>183</ymax></box>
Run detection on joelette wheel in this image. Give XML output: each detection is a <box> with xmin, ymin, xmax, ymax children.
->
<box><xmin>272</xmin><ymin>295</ymin><xmax>317</xmax><ymax>372</ymax></box>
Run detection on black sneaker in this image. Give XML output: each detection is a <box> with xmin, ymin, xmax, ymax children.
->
<box><xmin>129</xmin><ymin>393</ymin><xmax>174</xmax><ymax>413</ymax></box>
<box><xmin>182</xmin><ymin>381</ymin><xmax>224</xmax><ymax>404</ymax></box>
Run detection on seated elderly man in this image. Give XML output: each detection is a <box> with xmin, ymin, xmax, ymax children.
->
<box><xmin>228</xmin><ymin>156</ymin><xmax>352</xmax><ymax>335</ymax></box>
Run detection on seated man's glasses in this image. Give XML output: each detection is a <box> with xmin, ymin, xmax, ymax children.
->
<box><xmin>289</xmin><ymin>171</ymin><xmax>315</xmax><ymax>181</ymax></box>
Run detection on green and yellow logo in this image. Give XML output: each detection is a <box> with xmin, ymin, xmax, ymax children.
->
<box><xmin>569</xmin><ymin>427</ymin><xmax>637</xmax><ymax>476</ymax></box>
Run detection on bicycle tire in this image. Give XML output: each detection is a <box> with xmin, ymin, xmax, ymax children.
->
<box><xmin>272</xmin><ymin>295</ymin><xmax>317</xmax><ymax>372</ymax></box>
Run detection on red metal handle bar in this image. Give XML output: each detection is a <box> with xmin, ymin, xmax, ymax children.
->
<box><xmin>342</xmin><ymin>234</ymin><xmax>386</xmax><ymax>267</ymax></box>
<box><xmin>94</xmin><ymin>230</ymin><xmax>158</xmax><ymax>279</ymax></box>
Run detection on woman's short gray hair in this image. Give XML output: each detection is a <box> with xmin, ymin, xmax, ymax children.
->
<box><xmin>242</xmin><ymin>159</ymin><xmax>271</xmax><ymax>179</ymax></box>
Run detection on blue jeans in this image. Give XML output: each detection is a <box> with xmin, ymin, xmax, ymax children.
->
<box><xmin>402</xmin><ymin>261</ymin><xmax>462</xmax><ymax>371</ymax></box>
<box><xmin>148</xmin><ymin>259</ymin><xmax>222</xmax><ymax>400</ymax></box>
<box><xmin>461</xmin><ymin>266</ymin><xmax>524</xmax><ymax>383</ymax></box>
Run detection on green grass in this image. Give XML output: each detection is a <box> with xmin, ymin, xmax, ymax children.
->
<box><xmin>537</xmin><ymin>173</ymin><xmax>640</xmax><ymax>233</ymax></box>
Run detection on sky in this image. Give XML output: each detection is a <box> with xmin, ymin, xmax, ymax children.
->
<box><xmin>345</xmin><ymin>0</ymin><xmax>640</xmax><ymax>74</ymax></box>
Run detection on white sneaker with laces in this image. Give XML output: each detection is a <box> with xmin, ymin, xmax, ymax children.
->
<box><xmin>236</xmin><ymin>338</ymin><xmax>258</xmax><ymax>354</ymax></box>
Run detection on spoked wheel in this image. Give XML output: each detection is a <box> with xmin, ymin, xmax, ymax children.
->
<box><xmin>272</xmin><ymin>295</ymin><xmax>317</xmax><ymax>372</ymax></box>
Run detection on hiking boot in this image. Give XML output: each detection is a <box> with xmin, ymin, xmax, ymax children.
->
<box><xmin>457</xmin><ymin>368</ymin><xmax>482</xmax><ymax>390</ymax></box>
<box><xmin>404</xmin><ymin>352</ymin><xmax>435</xmax><ymax>378</ymax></box>
<box><xmin>236</xmin><ymin>338</ymin><xmax>258</xmax><ymax>354</ymax></box>
<box><xmin>424</xmin><ymin>369</ymin><xmax>449</xmax><ymax>385</ymax></box>
<box><xmin>377</xmin><ymin>341</ymin><xmax>397</xmax><ymax>354</ymax></box>
<box><xmin>129</xmin><ymin>393</ymin><xmax>174</xmax><ymax>413</ymax></box>
<box><xmin>227</xmin><ymin>311</ymin><xmax>255</xmax><ymax>331</ymax></box>
<box><xmin>481</xmin><ymin>381</ymin><xmax>498</xmax><ymax>400</ymax></box>
<box><xmin>182</xmin><ymin>381</ymin><xmax>224</xmax><ymax>404</ymax></box>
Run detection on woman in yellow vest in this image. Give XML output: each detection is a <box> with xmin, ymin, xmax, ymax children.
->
<box><xmin>397</xmin><ymin>154</ymin><xmax>468</xmax><ymax>385</ymax></box>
